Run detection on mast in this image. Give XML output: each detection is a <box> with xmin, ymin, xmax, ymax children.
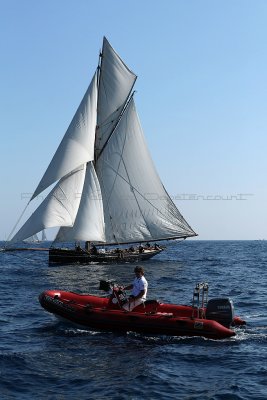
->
<box><xmin>96</xmin><ymin>90</ymin><xmax>135</xmax><ymax>162</ymax></box>
<box><xmin>8</xmin><ymin>37</ymin><xmax>196</xmax><ymax>245</ymax></box>
<box><xmin>94</xmin><ymin>42</ymin><xmax>103</xmax><ymax>164</ymax></box>
<box><xmin>94</xmin><ymin>37</ymin><xmax>137</xmax><ymax>160</ymax></box>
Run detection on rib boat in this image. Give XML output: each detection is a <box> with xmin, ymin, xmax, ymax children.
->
<box><xmin>39</xmin><ymin>282</ymin><xmax>245</xmax><ymax>339</ymax></box>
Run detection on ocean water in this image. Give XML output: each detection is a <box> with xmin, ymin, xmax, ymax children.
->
<box><xmin>0</xmin><ymin>240</ymin><xmax>266</xmax><ymax>400</ymax></box>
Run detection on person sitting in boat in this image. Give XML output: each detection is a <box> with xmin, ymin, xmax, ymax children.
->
<box><xmin>129</xmin><ymin>246</ymin><xmax>135</xmax><ymax>252</ymax></box>
<box><xmin>122</xmin><ymin>266</ymin><xmax>148</xmax><ymax>311</ymax></box>
<box><xmin>138</xmin><ymin>245</ymin><xmax>144</xmax><ymax>253</ymax></box>
<box><xmin>114</xmin><ymin>247</ymin><xmax>123</xmax><ymax>257</ymax></box>
<box><xmin>91</xmin><ymin>244</ymin><xmax>98</xmax><ymax>255</ymax></box>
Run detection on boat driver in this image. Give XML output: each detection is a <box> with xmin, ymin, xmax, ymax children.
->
<box><xmin>123</xmin><ymin>266</ymin><xmax>148</xmax><ymax>311</ymax></box>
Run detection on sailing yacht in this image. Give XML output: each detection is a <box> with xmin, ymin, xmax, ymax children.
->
<box><xmin>9</xmin><ymin>37</ymin><xmax>196</xmax><ymax>263</ymax></box>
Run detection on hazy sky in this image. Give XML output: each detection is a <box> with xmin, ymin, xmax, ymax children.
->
<box><xmin>1</xmin><ymin>0</ymin><xmax>267</xmax><ymax>240</ymax></box>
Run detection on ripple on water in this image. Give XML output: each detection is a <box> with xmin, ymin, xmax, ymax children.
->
<box><xmin>0</xmin><ymin>241</ymin><xmax>266</xmax><ymax>399</ymax></box>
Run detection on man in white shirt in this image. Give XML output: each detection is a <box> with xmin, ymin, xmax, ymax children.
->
<box><xmin>123</xmin><ymin>266</ymin><xmax>148</xmax><ymax>311</ymax></box>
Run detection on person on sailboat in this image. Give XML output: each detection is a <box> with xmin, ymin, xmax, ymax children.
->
<box><xmin>122</xmin><ymin>266</ymin><xmax>148</xmax><ymax>311</ymax></box>
<box><xmin>75</xmin><ymin>244</ymin><xmax>82</xmax><ymax>252</ymax></box>
<box><xmin>91</xmin><ymin>244</ymin><xmax>98</xmax><ymax>255</ymax></box>
<box><xmin>138</xmin><ymin>245</ymin><xmax>144</xmax><ymax>253</ymax></box>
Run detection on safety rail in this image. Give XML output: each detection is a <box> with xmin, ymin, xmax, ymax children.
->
<box><xmin>192</xmin><ymin>282</ymin><xmax>209</xmax><ymax>319</ymax></box>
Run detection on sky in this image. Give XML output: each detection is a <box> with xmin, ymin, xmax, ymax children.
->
<box><xmin>1</xmin><ymin>0</ymin><xmax>267</xmax><ymax>240</ymax></box>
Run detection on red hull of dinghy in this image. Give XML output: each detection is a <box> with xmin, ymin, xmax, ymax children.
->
<box><xmin>39</xmin><ymin>290</ymin><xmax>243</xmax><ymax>339</ymax></box>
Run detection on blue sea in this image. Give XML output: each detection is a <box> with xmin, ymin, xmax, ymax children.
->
<box><xmin>0</xmin><ymin>240</ymin><xmax>266</xmax><ymax>399</ymax></box>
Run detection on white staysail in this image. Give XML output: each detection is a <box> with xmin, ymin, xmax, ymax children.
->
<box><xmin>55</xmin><ymin>162</ymin><xmax>105</xmax><ymax>242</ymax></box>
<box><xmin>95</xmin><ymin>37</ymin><xmax>137</xmax><ymax>158</ymax></box>
<box><xmin>96</xmin><ymin>98</ymin><xmax>195</xmax><ymax>244</ymax></box>
<box><xmin>11</xmin><ymin>165</ymin><xmax>86</xmax><ymax>242</ymax></box>
<box><xmin>31</xmin><ymin>72</ymin><xmax>98</xmax><ymax>200</ymax></box>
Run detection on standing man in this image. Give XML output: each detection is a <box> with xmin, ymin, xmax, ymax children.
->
<box><xmin>123</xmin><ymin>266</ymin><xmax>148</xmax><ymax>311</ymax></box>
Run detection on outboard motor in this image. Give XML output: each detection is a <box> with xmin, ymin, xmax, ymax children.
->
<box><xmin>206</xmin><ymin>298</ymin><xmax>234</xmax><ymax>328</ymax></box>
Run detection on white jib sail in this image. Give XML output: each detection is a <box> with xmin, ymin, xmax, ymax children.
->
<box><xmin>31</xmin><ymin>71</ymin><xmax>98</xmax><ymax>200</ymax></box>
<box><xmin>95</xmin><ymin>37</ymin><xmax>137</xmax><ymax>157</ymax></box>
<box><xmin>11</xmin><ymin>165</ymin><xmax>86</xmax><ymax>242</ymax></box>
<box><xmin>55</xmin><ymin>162</ymin><xmax>105</xmax><ymax>242</ymax></box>
<box><xmin>96</xmin><ymin>98</ymin><xmax>196</xmax><ymax>244</ymax></box>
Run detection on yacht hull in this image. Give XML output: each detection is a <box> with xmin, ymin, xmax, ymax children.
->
<box><xmin>48</xmin><ymin>248</ymin><xmax>163</xmax><ymax>264</ymax></box>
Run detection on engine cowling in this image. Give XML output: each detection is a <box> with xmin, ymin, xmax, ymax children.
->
<box><xmin>206</xmin><ymin>298</ymin><xmax>234</xmax><ymax>328</ymax></box>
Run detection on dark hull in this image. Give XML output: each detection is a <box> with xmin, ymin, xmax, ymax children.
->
<box><xmin>49</xmin><ymin>248</ymin><xmax>163</xmax><ymax>264</ymax></box>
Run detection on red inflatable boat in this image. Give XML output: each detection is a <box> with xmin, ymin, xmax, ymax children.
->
<box><xmin>39</xmin><ymin>281</ymin><xmax>245</xmax><ymax>340</ymax></box>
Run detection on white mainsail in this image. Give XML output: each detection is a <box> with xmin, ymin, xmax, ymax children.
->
<box><xmin>10</xmin><ymin>37</ymin><xmax>196</xmax><ymax>245</ymax></box>
<box><xmin>96</xmin><ymin>98</ymin><xmax>195</xmax><ymax>244</ymax></box>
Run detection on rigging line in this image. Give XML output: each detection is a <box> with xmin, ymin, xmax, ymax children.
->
<box><xmin>115</xmin><ymin>111</ymin><xmax>151</xmax><ymax>236</ymax></box>
<box><xmin>95</xmin><ymin>89</ymin><xmax>136</xmax><ymax>162</ymax></box>
<box><xmin>100</xmin><ymin>160</ymin><xmax>192</xmax><ymax>233</ymax></box>
<box><xmin>96</xmin><ymin>165</ymin><xmax>119</xmax><ymax>244</ymax></box>
<box><xmin>121</xmin><ymin>156</ymin><xmax>192</xmax><ymax>235</ymax></box>
<box><xmin>121</xmin><ymin>156</ymin><xmax>151</xmax><ymax>235</ymax></box>
<box><xmin>95</xmin><ymin>99</ymin><xmax>192</xmax><ymax>234</ymax></box>
<box><xmin>53</xmin><ymin>164</ymin><xmax>86</xmax><ymax>227</ymax></box>
<box><xmin>105</xmin><ymin>121</ymin><xmax>128</xmax><ymax>207</ymax></box>
<box><xmin>97</xmin><ymin>107</ymin><xmax>126</xmax><ymax>130</ymax></box>
<box><xmin>161</xmin><ymin>182</ymin><xmax>196</xmax><ymax>234</ymax></box>
<box><xmin>5</xmin><ymin>200</ymin><xmax>31</xmax><ymax>245</ymax></box>
<box><xmin>95</xmin><ymin>106</ymin><xmax>134</xmax><ymax>244</ymax></box>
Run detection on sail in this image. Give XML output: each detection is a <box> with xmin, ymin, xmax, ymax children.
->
<box><xmin>95</xmin><ymin>37</ymin><xmax>137</xmax><ymax>158</ymax></box>
<box><xmin>24</xmin><ymin>234</ymin><xmax>40</xmax><ymax>243</ymax></box>
<box><xmin>55</xmin><ymin>162</ymin><xmax>105</xmax><ymax>242</ymax></box>
<box><xmin>9</xmin><ymin>37</ymin><xmax>196</xmax><ymax>247</ymax></box>
<box><xmin>11</xmin><ymin>165</ymin><xmax>86</xmax><ymax>242</ymax></box>
<box><xmin>31</xmin><ymin>72</ymin><xmax>98</xmax><ymax>200</ymax></box>
<box><xmin>41</xmin><ymin>230</ymin><xmax>47</xmax><ymax>241</ymax></box>
<box><xmin>96</xmin><ymin>98</ymin><xmax>196</xmax><ymax>244</ymax></box>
